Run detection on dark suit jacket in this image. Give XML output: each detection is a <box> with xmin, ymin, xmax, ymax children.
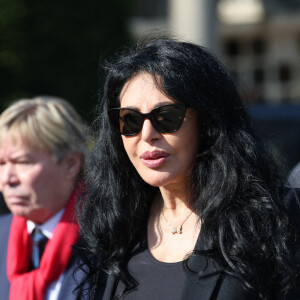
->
<box><xmin>94</xmin><ymin>188</ymin><xmax>300</xmax><ymax>300</ymax></box>
<box><xmin>0</xmin><ymin>214</ymin><xmax>87</xmax><ymax>300</ymax></box>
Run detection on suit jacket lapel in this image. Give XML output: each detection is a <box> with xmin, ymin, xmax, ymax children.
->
<box><xmin>180</xmin><ymin>254</ymin><xmax>223</xmax><ymax>300</ymax></box>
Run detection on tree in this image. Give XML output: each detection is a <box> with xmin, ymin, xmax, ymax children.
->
<box><xmin>0</xmin><ymin>0</ymin><xmax>133</xmax><ymax>121</ymax></box>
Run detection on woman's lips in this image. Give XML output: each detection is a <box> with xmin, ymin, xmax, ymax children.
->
<box><xmin>140</xmin><ymin>151</ymin><xmax>169</xmax><ymax>168</ymax></box>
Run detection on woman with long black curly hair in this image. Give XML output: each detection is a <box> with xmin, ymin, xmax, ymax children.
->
<box><xmin>76</xmin><ymin>37</ymin><xmax>300</xmax><ymax>299</ymax></box>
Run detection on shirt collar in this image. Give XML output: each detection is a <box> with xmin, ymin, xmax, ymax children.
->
<box><xmin>27</xmin><ymin>208</ymin><xmax>65</xmax><ymax>239</ymax></box>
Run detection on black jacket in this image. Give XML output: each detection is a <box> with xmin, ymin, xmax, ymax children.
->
<box><xmin>94</xmin><ymin>188</ymin><xmax>300</xmax><ymax>300</ymax></box>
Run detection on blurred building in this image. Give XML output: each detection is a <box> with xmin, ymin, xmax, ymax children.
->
<box><xmin>129</xmin><ymin>0</ymin><xmax>300</xmax><ymax>105</ymax></box>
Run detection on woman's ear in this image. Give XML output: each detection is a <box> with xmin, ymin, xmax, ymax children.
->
<box><xmin>63</xmin><ymin>152</ymin><xmax>82</xmax><ymax>181</ymax></box>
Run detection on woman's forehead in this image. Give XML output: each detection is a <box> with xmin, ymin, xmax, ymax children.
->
<box><xmin>119</xmin><ymin>73</ymin><xmax>175</xmax><ymax>110</ymax></box>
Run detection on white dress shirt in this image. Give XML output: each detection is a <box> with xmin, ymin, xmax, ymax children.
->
<box><xmin>27</xmin><ymin>209</ymin><xmax>66</xmax><ymax>300</ymax></box>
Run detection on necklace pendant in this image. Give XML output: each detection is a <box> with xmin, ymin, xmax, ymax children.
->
<box><xmin>171</xmin><ymin>225</ymin><xmax>182</xmax><ymax>234</ymax></box>
<box><xmin>162</xmin><ymin>208</ymin><xmax>193</xmax><ymax>235</ymax></box>
<box><xmin>177</xmin><ymin>225</ymin><xmax>182</xmax><ymax>234</ymax></box>
<box><xmin>171</xmin><ymin>226</ymin><xmax>177</xmax><ymax>234</ymax></box>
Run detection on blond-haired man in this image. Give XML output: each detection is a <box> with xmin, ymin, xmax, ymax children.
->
<box><xmin>0</xmin><ymin>97</ymin><xmax>89</xmax><ymax>300</ymax></box>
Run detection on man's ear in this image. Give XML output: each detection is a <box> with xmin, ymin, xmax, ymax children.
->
<box><xmin>63</xmin><ymin>152</ymin><xmax>82</xmax><ymax>181</ymax></box>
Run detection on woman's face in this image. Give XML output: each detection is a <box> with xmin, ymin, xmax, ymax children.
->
<box><xmin>119</xmin><ymin>72</ymin><xmax>199</xmax><ymax>191</ymax></box>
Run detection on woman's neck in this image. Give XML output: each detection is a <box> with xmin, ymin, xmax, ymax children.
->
<box><xmin>147</xmin><ymin>189</ymin><xmax>201</xmax><ymax>263</ymax></box>
<box><xmin>157</xmin><ymin>185</ymin><xmax>192</xmax><ymax>216</ymax></box>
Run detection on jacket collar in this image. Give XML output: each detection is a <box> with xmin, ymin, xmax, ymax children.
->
<box><xmin>179</xmin><ymin>231</ymin><xmax>224</xmax><ymax>300</ymax></box>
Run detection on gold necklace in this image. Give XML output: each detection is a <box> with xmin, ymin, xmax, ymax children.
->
<box><xmin>161</xmin><ymin>209</ymin><xmax>193</xmax><ymax>234</ymax></box>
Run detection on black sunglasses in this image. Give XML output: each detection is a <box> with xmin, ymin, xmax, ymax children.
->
<box><xmin>109</xmin><ymin>103</ymin><xmax>187</xmax><ymax>136</ymax></box>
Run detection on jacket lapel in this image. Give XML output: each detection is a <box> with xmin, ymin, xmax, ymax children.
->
<box><xmin>180</xmin><ymin>254</ymin><xmax>223</xmax><ymax>300</ymax></box>
<box><xmin>180</xmin><ymin>232</ymin><xmax>224</xmax><ymax>300</ymax></box>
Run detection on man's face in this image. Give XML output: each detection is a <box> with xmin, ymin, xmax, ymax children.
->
<box><xmin>0</xmin><ymin>136</ymin><xmax>73</xmax><ymax>224</ymax></box>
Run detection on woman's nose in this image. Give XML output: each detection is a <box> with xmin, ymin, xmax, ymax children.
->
<box><xmin>140</xmin><ymin>119</ymin><xmax>161</xmax><ymax>142</ymax></box>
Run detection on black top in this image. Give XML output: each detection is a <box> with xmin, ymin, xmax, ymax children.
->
<box><xmin>95</xmin><ymin>188</ymin><xmax>300</xmax><ymax>300</ymax></box>
<box><xmin>115</xmin><ymin>235</ymin><xmax>187</xmax><ymax>299</ymax></box>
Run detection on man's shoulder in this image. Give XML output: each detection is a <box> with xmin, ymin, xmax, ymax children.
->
<box><xmin>0</xmin><ymin>213</ymin><xmax>12</xmax><ymax>233</ymax></box>
<box><xmin>0</xmin><ymin>214</ymin><xmax>12</xmax><ymax>250</ymax></box>
<box><xmin>0</xmin><ymin>213</ymin><xmax>11</xmax><ymax>297</ymax></box>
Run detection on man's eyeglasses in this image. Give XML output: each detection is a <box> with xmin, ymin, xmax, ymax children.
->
<box><xmin>109</xmin><ymin>103</ymin><xmax>187</xmax><ymax>136</ymax></box>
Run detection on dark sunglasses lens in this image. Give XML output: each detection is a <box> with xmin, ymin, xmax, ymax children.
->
<box><xmin>119</xmin><ymin>109</ymin><xmax>143</xmax><ymax>135</ymax></box>
<box><xmin>152</xmin><ymin>105</ymin><xmax>186</xmax><ymax>133</ymax></box>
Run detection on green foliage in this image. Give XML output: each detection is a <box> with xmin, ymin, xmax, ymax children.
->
<box><xmin>0</xmin><ymin>0</ymin><xmax>133</xmax><ymax>121</ymax></box>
